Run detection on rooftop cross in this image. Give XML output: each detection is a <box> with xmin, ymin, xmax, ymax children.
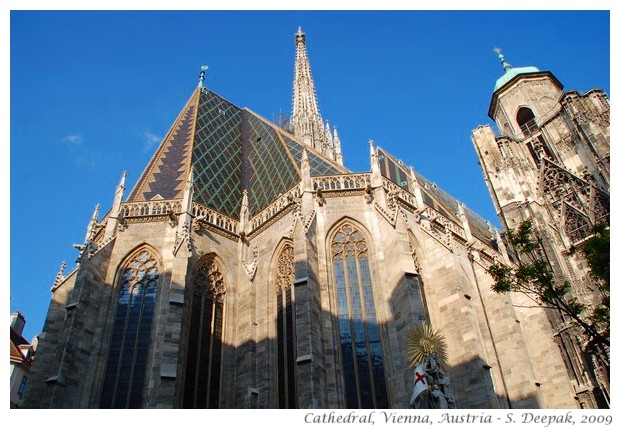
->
<box><xmin>199</xmin><ymin>65</ymin><xmax>208</xmax><ymax>87</ymax></box>
<box><xmin>493</xmin><ymin>47</ymin><xmax>512</xmax><ymax>72</ymax></box>
<box><xmin>296</xmin><ymin>26</ymin><xmax>305</xmax><ymax>44</ymax></box>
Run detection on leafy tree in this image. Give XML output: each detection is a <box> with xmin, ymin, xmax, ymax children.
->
<box><xmin>580</xmin><ymin>223</ymin><xmax>610</xmax><ymax>288</ymax></box>
<box><xmin>579</xmin><ymin>223</ymin><xmax>610</xmax><ymax>342</ymax></box>
<box><xmin>487</xmin><ymin>220</ymin><xmax>609</xmax><ymax>350</ymax></box>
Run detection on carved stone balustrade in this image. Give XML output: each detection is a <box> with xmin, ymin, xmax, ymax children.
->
<box><xmin>121</xmin><ymin>199</ymin><xmax>183</xmax><ymax>219</ymax></box>
<box><xmin>425</xmin><ymin>206</ymin><xmax>466</xmax><ymax>239</ymax></box>
<box><xmin>312</xmin><ymin>173</ymin><xmax>371</xmax><ymax>191</ymax></box>
<box><xmin>249</xmin><ymin>184</ymin><xmax>302</xmax><ymax>232</ymax></box>
<box><xmin>381</xmin><ymin>178</ymin><xmax>418</xmax><ymax>209</ymax></box>
<box><xmin>192</xmin><ymin>201</ymin><xmax>239</xmax><ymax>235</ymax></box>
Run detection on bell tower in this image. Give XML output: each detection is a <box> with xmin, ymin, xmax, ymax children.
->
<box><xmin>471</xmin><ymin>50</ymin><xmax>610</xmax><ymax>408</ymax></box>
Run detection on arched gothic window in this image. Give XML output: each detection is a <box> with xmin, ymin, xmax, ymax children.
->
<box><xmin>100</xmin><ymin>249</ymin><xmax>159</xmax><ymax>408</ymax></box>
<box><xmin>275</xmin><ymin>243</ymin><xmax>296</xmax><ymax>408</ymax></box>
<box><xmin>331</xmin><ymin>223</ymin><xmax>388</xmax><ymax>408</ymax></box>
<box><xmin>516</xmin><ymin>107</ymin><xmax>539</xmax><ymax>137</ymax></box>
<box><xmin>183</xmin><ymin>257</ymin><xmax>226</xmax><ymax>408</ymax></box>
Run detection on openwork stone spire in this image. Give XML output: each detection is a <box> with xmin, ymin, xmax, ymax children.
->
<box><xmin>291</xmin><ymin>27</ymin><xmax>342</xmax><ymax>165</ymax></box>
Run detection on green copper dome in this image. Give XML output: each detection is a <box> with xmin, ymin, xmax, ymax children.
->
<box><xmin>494</xmin><ymin>66</ymin><xmax>540</xmax><ymax>91</ymax></box>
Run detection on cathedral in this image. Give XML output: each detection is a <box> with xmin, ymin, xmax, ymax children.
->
<box><xmin>22</xmin><ymin>28</ymin><xmax>609</xmax><ymax>409</ymax></box>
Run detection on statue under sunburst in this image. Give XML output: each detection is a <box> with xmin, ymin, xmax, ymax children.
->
<box><xmin>406</xmin><ymin>323</ymin><xmax>456</xmax><ymax>409</ymax></box>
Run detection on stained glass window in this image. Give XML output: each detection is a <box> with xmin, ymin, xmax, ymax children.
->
<box><xmin>331</xmin><ymin>223</ymin><xmax>388</xmax><ymax>408</ymax></box>
<box><xmin>100</xmin><ymin>249</ymin><xmax>159</xmax><ymax>408</ymax></box>
<box><xmin>275</xmin><ymin>243</ymin><xmax>296</xmax><ymax>408</ymax></box>
<box><xmin>183</xmin><ymin>257</ymin><xmax>226</xmax><ymax>408</ymax></box>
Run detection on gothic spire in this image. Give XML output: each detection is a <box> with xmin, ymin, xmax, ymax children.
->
<box><xmin>291</xmin><ymin>27</ymin><xmax>325</xmax><ymax>150</ymax></box>
<box><xmin>290</xmin><ymin>27</ymin><xmax>344</xmax><ymax>165</ymax></box>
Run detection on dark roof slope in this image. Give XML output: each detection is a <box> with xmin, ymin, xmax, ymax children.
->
<box><xmin>377</xmin><ymin>146</ymin><xmax>497</xmax><ymax>249</ymax></box>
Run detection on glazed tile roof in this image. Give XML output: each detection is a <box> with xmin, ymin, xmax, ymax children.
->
<box><xmin>129</xmin><ymin>86</ymin><xmax>498</xmax><ymax>244</ymax></box>
<box><xmin>129</xmin><ymin>88</ymin><xmax>347</xmax><ymax>219</ymax></box>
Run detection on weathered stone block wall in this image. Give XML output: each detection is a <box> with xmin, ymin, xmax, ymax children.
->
<box><xmin>32</xmin><ymin>241</ymin><xmax>114</xmax><ymax>408</ymax></box>
<box><xmin>187</xmin><ymin>223</ymin><xmax>242</xmax><ymax>408</ymax></box>
<box><xmin>417</xmin><ymin>236</ymin><xmax>501</xmax><ymax>408</ymax></box>
<box><xmin>21</xmin><ymin>270</ymin><xmax>76</xmax><ymax>408</ymax></box>
<box><xmin>511</xmin><ymin>292</ymin><xmax>577</xmax><ymax>408</ymax></box>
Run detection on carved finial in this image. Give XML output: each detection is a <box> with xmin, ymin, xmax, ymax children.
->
<box><xmin>241</xmin><ymin>189</ymin><xmax>249</xmax><ymax>211</ymax></box>
<box><xmin>239</xmin><ymin>188</ymin><xmax>250</xmax><ymax>235</ymax></box>
<box><xmin>83</xmin><ymin>203</ymin><xmax>101</xmax><ymax>244</ymax></box>
<box><xmin>325</xmin><ymin>120</ymin><xmax>333</xmax><ymax>147</ymax></box>
<box><xmin>199</xmin><ymin>65</ymin><xmax>208</xmax><ymax>87</ymax></box>
<box><xmin>118</xmin><ymin>171</ymin><xmax>126</xmax><ymax>188</ymax></box>
<box><xmin>369</xmin><ymin>139</ymin><xmax>376</xmax><ymax>156</ymax></box>
<box><xmin>91</xmin><ymin>203</ymin><xmax>101</xmax><ymax>222</ymax></box>
<box><xmin>301</xmin><ymin>147</ymin><xmax>309</xmax><ymax>166</ymax></box>
<box><xmin>187</xmin><ymin>166</ymin><xmax>194</xmax><ymax>185</ymax></box>
<box><xmin>493</xmin><ymin>47</ymin><xmax>512</xmax><ymax>72</ymax></box>
<box><xmin>54</xmin><ymin>260</ymin><xmax>67</xmax><ymax>286</ymax></box>
<box><xmin>456</xmin><ymin>201</ymin><xmax>466</xmax><ymax>217</ymax></box>
<box><xmin>407</xmin><ymin>165</ymin><xmax>417</xmax><ymax>182</ymax></box>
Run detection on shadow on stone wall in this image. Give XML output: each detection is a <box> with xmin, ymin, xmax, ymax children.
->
<box><xmin>23</xmin><ymin>268</ymin><xmax>541</xmax><ymax>409</ymax></box>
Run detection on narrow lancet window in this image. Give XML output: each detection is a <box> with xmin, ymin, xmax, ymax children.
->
<box><xmin>183</xmin><ymin>257</ymin><xmax>226</xmax><ymax>408</ymax></box>
<box><xmin>275</xmin><ymin>243</ymin><xmax>296</xmax><ymax>408</ymax></box>
<box><xmin>331</xmin><ymin>223</ymin><xmax>389</xmax><ymax>408</ymax></box>
<box><xmin>100</xmin><ymin>249</ymin><xmax>159</xmax><ymax>408</ymax></box>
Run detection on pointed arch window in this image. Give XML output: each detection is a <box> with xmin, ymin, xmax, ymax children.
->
<box><xmin>275</xmin><ymin>243</ymin><xmax>296</xmax><ymax>408</ymax></box>
<box><xmin>516</xmin><ymin>107</ymin><xmax>539</xmax><ymax>137</ymax></box>
<box><xmin>100</xmin><ymin>249</ymin><xmax>159</xmax><ymax>408</ymax></box>
<box><xmin>183</xmin><ymin>257</ymin><xmax>226</xmax><ymax>408</ymax></box>
<box><xmin>331</xmin><ymin>223</ymin><xmax>388</xmax><ymax>408</ymax></box>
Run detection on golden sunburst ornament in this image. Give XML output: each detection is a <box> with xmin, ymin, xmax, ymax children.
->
<box><xmin>405</xmin><ymin>322</ymin><xmax>447</xmax><ymax>368</ymax></box>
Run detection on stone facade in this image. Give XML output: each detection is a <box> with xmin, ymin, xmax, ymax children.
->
<box><xmin>23</xmin><ymin>165</ymin><xmax>578</xmax><ymax>409</ymax></box>
<box><xmin>22</xmin><ymin>34</ymin><xmax>603</xmax><ymax>410</ymax></box>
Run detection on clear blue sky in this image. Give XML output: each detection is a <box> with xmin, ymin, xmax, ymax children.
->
<box><xmin>9</xmin><ymin>10</ymin><xmax>610</xmax><ymax>341</ymax></box>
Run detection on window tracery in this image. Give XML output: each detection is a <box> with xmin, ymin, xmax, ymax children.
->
<box><xmin>276</xmin><ymin>244</ymin><xmax>295</xmax><ymax>293</ymax></box>
<box><xmin>563</xmin><ymin>203</ymin><xmax>591</xmax><ymax>244</ymax></box>
<box><xmin>183</xmin><ymin>257</ymin><xmax>226</xmax><ymax>408</ymax></box>
<box><xmin>331</xmin><ymin>223</ymin><xmax>388</xmax><ymax>408</ymax></box>
<box><xmin>100</xmin><ymin>249</ymin><xmax>159</xmax><ymax>408</ymax></box>
<box><xmin>194</xmin><ymin>258</ymin><xmax>226</xmax><ymax>300</ymax></box>
<box><xmin>275</xmin><ymin>243</ymin><xmax>296</xmax><ymax>408</ymax></box>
